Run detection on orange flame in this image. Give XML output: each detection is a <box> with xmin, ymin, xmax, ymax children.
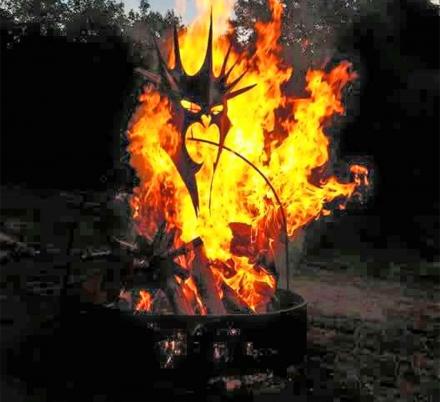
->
<box><xmin>135</xmin><ymin>290</ymin><xmax>153</xmax><ymax>312</ymax></box>
<box><xmin>351</xmin><ymin>164</ymin><xmax>369</xmax><ymax>186</ymax></box>
<box><xmin>128</xmin><ymin>0</ymin><xmax>367</xmax><ymax>312</ymax></box>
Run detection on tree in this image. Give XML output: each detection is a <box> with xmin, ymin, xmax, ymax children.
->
<box><xmin>125</xmin><ymin>8</ymin><xmax>181</xmax><ymax>68</ymax></box>
<box><xmin>232</xmin><ymin>0</ymin><xmax>390</xmax><ymax>63</ymax></box>
<box><xmin>0</xmin><ymin>0</ymin><xmax>69</xmax><ymax>34</ymax></box>
<box><xmin>0</xmin><ymin>0</ymin><xmax>181</xmax><ymax>64</ymax></box>
<box><xmin>0</xmin><ymin>0</ymin><xmax>179</xmax><ymax>42</ymax></box>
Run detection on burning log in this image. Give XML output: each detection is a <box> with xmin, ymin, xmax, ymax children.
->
<box><xmin>135</xmin><ymin>67</ymin><xmax>161</xmax><ymax>85</ymax></box>
<box><xmin>192</xmin><ymin>243</ymin><xmax>226</xmax><ymax>315</ymax></box>
<box><xmin>229</xmin><ymin>223</ymin><xmax>277</xmax><ymax>276</ymax></box>
<box><xmin>123</xmin><ymin>3</ymin><xmax>372</xmax><ymax>318</ymax></box>
<box><xmin>165</xmin><ymin>275</ymin><xmax>195</xmax><ymax>315</ymax></box>
<box><xmin>147</xmin><ymin>226</ymin><xmax>196</xmax><ymax>314</ymax></box>
<box><xmin>111</xmin><ymin>234</ymin><xmax>201</xmax><ymax>264</ymax></box>
<box><xmin>135</xmin><ymin>289</ymin><xmax>153</xmax><ymax>312</ymax></box>
<box><xmin>117</xmin><ymin>289</ymin><xmax>133</xmax><ymax>310</ymax></box>
<box><xmin>112</xmin><ymin>232</ymin><xmax>201</xmax><ymax>283</ymax></box>
<box><xmin>221</xmin><ymin>283</ymin><xmax>253</xmax><ymax>314</ymax></box>
<box><xmin>229</xmin><ymin>222</ymin><xmax>253</xmax><ymax>258</ymax></box>
<box><xmin>171</xmin><ymin>263</ymin><xmax>190</xmax><ymax>281</ymax></box>
<box><xmin>151</xmin><ymin>289</ymin><xmax>173</xmax><ymax>314</ymax></box>
<box><xmin>150</xmin><ymin>255</ymin><xmax>190</xmax><ymax>284</ymax></box>
<box><xmin>168</xmin><ymin>237</ymin><xmax>203</xmax><ymax>259</ymax></box>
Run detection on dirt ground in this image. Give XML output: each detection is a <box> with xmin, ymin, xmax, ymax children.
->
<box><xmin>1</xmin><ymin>189</ymin><xmax>438</xmax><ymax>401</ymax></box>
<box><xmin>293</xmin><ymin>267</ymin><xmax>439</xmax><ymax>402</ymax></box>
<box><xmin>1</xmin><ymin>258</ymin><xmax>438</xmax><ymax>401</ymax></box>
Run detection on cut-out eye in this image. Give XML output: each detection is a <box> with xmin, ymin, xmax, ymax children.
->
<box><xmin>210</xmin><ymin>104</ymin><xmax>224</xmax><ymax>115</ymax></box>
<box><xmin>180</xmin><ymin>99</ymin><xmax>201</xmax><ymax>113</ymax></box>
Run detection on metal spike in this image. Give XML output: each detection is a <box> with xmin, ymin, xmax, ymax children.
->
<box><xmin>219</xmin><ymin>43</ymin><xmax>232</xmax><ymax>77</ymax></box>
<box><xmin>223</xmin><ymin>56</ymin><xmax>241</xmax><ymax>81</ymax></box>
<box><xmin>208</xmin><ymin>112</ymin><xmax>231</xmax><ymax>213</ymax></box>
<box><xmin>135</xmin><ymin>68</ymin><xmax>161</xmax><ymax>85</ymax></box>
<box><xmin>152</xmin><ymin>32</ymin><xmax>179</xmax><ymax>92</ymax></box>
<box><xmin>151</xmin><ymin>32</ymin><xmax>167</xmax><ymax>68</ymax></box>
<box><xmin>226</xmin><ymin>69</ymin><xmax>248</xmax><ymax>92</ymax></box>
<box><xmin>173</xmin><ymin>24</ymin><xmax>182</xmax><ymax>71</ymax></box>
<box><xmin>163</xmin><ymin>68</ymin><xmax>180</xmax><ymax>93</ymax></box>
<box><xmin>200</xmin><ymin>11</ymin><xmax>213</xmax><ymax>75</ymax></box>
<box><xmin>226</xmin><ymin>84</ymin><xmax>257</xmax><ymax>100</ymax></box>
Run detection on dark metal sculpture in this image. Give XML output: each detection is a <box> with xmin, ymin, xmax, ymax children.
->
<box><xmin>136</xmin><ymin>16</ymin><xmax>293</xmax><ymax>289</ymax></box>
<box><xmin>137</xmin><ymin>15</ymin><xmax>256</xmax><ymax>214</ymax></box>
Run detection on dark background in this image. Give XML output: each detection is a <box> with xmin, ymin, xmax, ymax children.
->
<box><xmin>0</xmin><ymin>2</ymin><xmax>438</xmax><ymax>401</ymax></box>
<box><xmin>1</xmin><ymin>0</ymin><xmax>439</xmax><ymax>259</ymax></box>
<box><xmin>0</xmin><ymin>34</ymin><xmax>132</xmax><ymax>190</ymax></box>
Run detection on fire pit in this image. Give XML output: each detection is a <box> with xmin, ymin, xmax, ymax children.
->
<box><xmin>108</xmin><ymin>0</ymin><xmax>369</xmax><ymax>382</ymax></box>
<box><xmin>116</xmin><ymin>288</ymin><xmax>306</xmax><ymax>374</ymax></box>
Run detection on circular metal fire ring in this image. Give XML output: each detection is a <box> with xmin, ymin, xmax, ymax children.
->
<box><xmin>118</xmin><ymin>289</ymin><xmax>307</xmax><ymax>373</ymax></box>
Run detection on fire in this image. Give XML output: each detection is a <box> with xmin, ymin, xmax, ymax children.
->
<box><xmin>135</xmin><ymin>290</ymin><xmax>153</xmax><ymax>312</ymax></box>
<box><xmin>179</xmin><ymin>276</ymin><xmax>208</xmax><ymax>315</ymax></box>
<box><xmin>351</xmin><ymin>164</ymin><xmax>369</xmax><ymax>186</ymax></box>
<box><xmin>128</xmin><ymin>0</ymin><xmax>367</xmax><ymax>312</ymax></box>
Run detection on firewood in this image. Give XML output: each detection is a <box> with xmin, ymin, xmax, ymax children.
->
<box><xmin>117</xmin><ymin>289</ymin><xmax>133</xmax><ymax>311</ymax></box>
<box><xmin>80</xmin><ymin>248</ymin><xmax>111</xmax><ymax>261</ymax></box>
<box><xmin>252</xmin><ymin>280</ymin><xmax>275</xmax><ymax>313</ymax></box>
<box><xmin>222</xmin><ymin>283</ymin><xmax>253</xmax><ymax>314</ymax></box>
<box><xmin>172</xmin><ymin>263</ymin><xmax>190</xmax><ymax>280</ymax></box>
<box><xmin>165</xmin><ymin>275</ymin><xmax>195</xmax><ymax>315</ymax></box>
<box><xmin>253</xmin><ymin>281</ymin><xmax>273</xmax><ymax>298</ymax></box>
<box><xmin>192</xmin><ymin>243</ymin><xmax>226</xmax><ymax>315</ymax></box>
<box><xmin>152</xmin><ymin>221</ymin><xmax>176</xmax><ymax>257</ymax></box>
<box><xmin>151</xmin><ymin>236</ymin><xmax>201</xmax><ymax>281</ymax></box>
<box><xmin>135</xmin><ymin>67</ymin><xmax>161</xmax><ymax>85</ymax></box>
<box><xmin>229</xmin><ymin>222</ymin><xmax>253</xmax><ymax>258</ymax></box>
<box><xmin>151</xmin><ymin>289</ymin><xmax>174</xmax><ymax>314</ymax></box>
<box><xmin>111</xmin><ymin>236</ymin><xmax>138</xmax><ymax>253</ymax></box>
<box><xmin>168</xmin><ymin>237</ymin><xmax>203</xmax><ymax>258</ymax></box>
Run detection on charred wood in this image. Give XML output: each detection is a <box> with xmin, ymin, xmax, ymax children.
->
<box><xmin>222</xmin><ymin>283</ymin><xmax>253</xmax><ymax>314</ymax></box>
<box><xmin>165</xmin><ymin>275</ymin><xmax>195</xmax><ymax>315</ymax></box>
<box><xmin>192</xmin><ymin>243</ymin><xmax>226</xmax><ymax>315</ymax></box>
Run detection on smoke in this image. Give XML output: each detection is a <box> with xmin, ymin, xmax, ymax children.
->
<box><xmin>174</xmin><ymin>0</ymin><xmax>187</xmax><ymax>18</ymax></box>
<box><xmin>194</xmin><ymin>0</ymin><xmax>237</xmax><ymax>35</ymax></box>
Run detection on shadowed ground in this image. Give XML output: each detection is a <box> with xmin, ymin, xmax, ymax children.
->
<box><xmin>1</xmin><ymin>188</ymin><xmax>438</xmax><ymax>401</ymax></box>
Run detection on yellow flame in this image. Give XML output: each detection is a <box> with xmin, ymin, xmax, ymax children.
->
<box><xmin>128</xmin><ymin>0</ymin><xmax>364</xmax><ymax>311</ymax></box>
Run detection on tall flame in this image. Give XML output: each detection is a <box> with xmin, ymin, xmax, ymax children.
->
<box><xmin>128</xmin><ymin>0</ymin><xmax>364</xmax><ymax>311</ymax></box>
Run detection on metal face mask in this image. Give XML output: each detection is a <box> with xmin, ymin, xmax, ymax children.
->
<box><xmin>137</xmin><ymin>15</ymin><xmax>255</xmax><ymax>215</ymax></box>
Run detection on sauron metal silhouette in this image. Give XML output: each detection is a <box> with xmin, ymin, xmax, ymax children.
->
<box><xmin>136</xmin><ymin>14</ymin><xmax>256</xmax><ymax>215</ymax></box>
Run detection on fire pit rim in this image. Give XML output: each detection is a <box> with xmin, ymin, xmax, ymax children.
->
<box><xmin>125</xmin><ymin>289</ymin><xmax>306</xmax><ymax>320</ymax></box>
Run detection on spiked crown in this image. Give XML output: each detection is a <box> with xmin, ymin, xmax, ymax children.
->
<box><xmin>136</xmin><ymin>14</ymin><xmax>256</xmax><ymax>215</ymax></box>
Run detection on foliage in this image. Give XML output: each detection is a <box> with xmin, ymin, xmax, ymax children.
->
<box><xmin>232</xmin><ymin>0</ymin><xmax>389</xmax><ymax>60</ymax></box>
<box><xmin>0</xmin><ymin>0</ymin><xmax>180</xmax><ymax>43</ymax></box>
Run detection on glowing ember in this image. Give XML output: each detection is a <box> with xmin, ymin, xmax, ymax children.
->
<box><xmin>351</xmin><ymin>164</ymin><xmax>369</xmax><ymax>186</ymax></box>
<box><xmin>135</xmin><ymin>290</ymin><xmax>153</xmax><ymax>312</ymax></box>
<box><xmin>127</xmin><ymin>0</ymin><xmax>368</xmax><ymax>313</ymax></box>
